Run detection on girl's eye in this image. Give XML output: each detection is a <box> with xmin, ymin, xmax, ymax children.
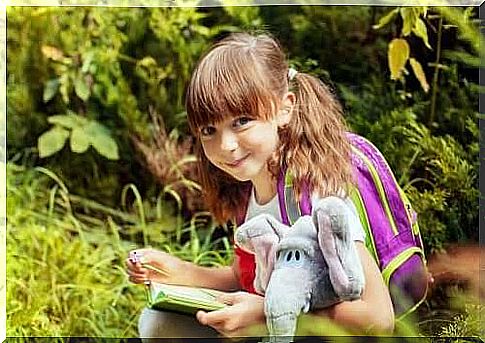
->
<box><xmin>233</xmin><ymin>117</ymin><xmax>252</xmax><ymax>128</ymax></box>
<box><xmin>200</xmin><ymin>126</ymin><xmax>216</xmax><ymax>137</ymax></box>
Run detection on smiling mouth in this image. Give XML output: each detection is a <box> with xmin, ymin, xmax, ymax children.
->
<box><xmin>226</xmin><ymin>154</ymin><xmax>250</xmax><ymax>167</ymax></box>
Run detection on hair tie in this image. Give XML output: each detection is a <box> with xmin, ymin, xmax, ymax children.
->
<box><xmin>288</xmin><ymin>68</ymin><xmax>298</xmax><ymax>81</ymax></box>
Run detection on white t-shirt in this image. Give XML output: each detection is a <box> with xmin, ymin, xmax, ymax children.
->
<box><xmin>245</xmin><ymin>188</ymin><xmax>366</xmax><ymax>242</ymax></box>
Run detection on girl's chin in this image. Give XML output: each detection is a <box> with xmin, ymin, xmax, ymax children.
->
<box><xmin>226</xmin><ymin>169</ymin><xmax>254</xmax><ymax>182</ymax></box>
<box><xmin>229</xmin><ymin>174</ymin><xmax>251</xmax><ymax>182</ymax></box>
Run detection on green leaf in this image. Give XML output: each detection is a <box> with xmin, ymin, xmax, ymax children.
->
<box><xmin>373</xmin><ymin>9</ymin><xmax>399</xmax><ymax>30</ymax></box>
<box><xmin>410</xmin><ymin>58</ymin><xmax>430</xmax><ymax>93</ymax></box>
<box><xmin>38</xmin><ymin>126</ymin><xmax>69</xmax><ymax>158</ymax></box>
<box><xmin>388</xmin><ymin>38</ymin><xmax>410</xmax><ymax>80</ymax></box>
<box><xmin>43</xmin><ymin>79</ymin><xmax>60</xmax><ymax>102</ymax></box>
<box><xmin>412</xmin><ymin>18</ymin><xmax>432</xmax><ymax>49</ymax></box>
<box><xmin>400</xmin><ymin>8</ymin><xmax>417</xmax><ymax>36</ymax></box>
<box><xmin>59</xmin><ymin>73</ymin><xmax>70</xmax><ymax>104</ymax></box>
<box><xmin>74</xmin><ymin>75</ymin><xmax>90</xmax><ymax>102</ymax></box>
<box><xmin>47</xmin><ymin>113</ymin><xmax>89</xmax><ymax>129</ymax></box>
<box><xmin>85</xmin><ymin>121</ymin><xmax>119</xmax><ymax>160</ymax></box>
<box><xmin>81</xmin><ymin>51</ymin><xmax>95</xmax><ymax>73</ymax></box>
<box><xmin>443</xmin><ymin>50</ymin><xmax>480</xmax><ymax>67</ymax></box>
<box><xmin>70</xmin><ymin>126</ymin><xmax>91</xmax><ymax>153</ymax></box>
<box><xmin>41</xmin><ymin>45</ymin><xmax>64</xmax><ymax>61</ymax></box>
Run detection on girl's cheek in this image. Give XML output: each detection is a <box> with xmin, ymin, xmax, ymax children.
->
<box><xmin>201</xmin><ymin>142</ymin><xmax>219</xmax><ymax>165</ymax></box>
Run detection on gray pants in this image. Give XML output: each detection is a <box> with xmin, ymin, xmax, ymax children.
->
<box><xmin>138</xmin><ymin>308</ymin><xmax>220</xmax><ymax>339</ymax></box>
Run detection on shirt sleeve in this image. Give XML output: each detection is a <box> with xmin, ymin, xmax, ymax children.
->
<box><xmin>343</xmin><ymin>197</ymin><xmax>366</xmax><ymax>242</ymax></box>
<box><xmin>311</xmin><ymin>195</ymin><xmax>366</xmax><ymax>242</ymax></box>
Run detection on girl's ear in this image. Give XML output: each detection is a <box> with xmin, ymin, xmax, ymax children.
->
<box><xmin>277</xmin><ymin>92</ymin><xmax>296</xmax><ymax>127</ymax></box>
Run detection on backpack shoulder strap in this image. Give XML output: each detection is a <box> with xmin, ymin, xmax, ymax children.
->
<box><xmin>277</xmin><ymin>166</ymin><xmax>312</xmax><ymax>226</ymax></box>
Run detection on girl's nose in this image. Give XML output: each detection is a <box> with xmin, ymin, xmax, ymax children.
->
<box><xmin>220</xmin><ymin>129</ymin><xmax>238</xmax><ymax>152</ymax></box>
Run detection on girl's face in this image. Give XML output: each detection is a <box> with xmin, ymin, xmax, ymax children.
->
<box><xmin>199</xmin><ymin>116</ymin><xmax>280</xmax><ymax>184</ymax></box>
<box><xmin>197</xmin><ymin>93</ymin><xmax>294</xmax><ymax>186</ymax></box>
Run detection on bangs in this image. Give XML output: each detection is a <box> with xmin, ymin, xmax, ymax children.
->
<box><xmin>186</xmin><ymin>45</ymin><xmax>280</xmax><ymax>134</ymax></box>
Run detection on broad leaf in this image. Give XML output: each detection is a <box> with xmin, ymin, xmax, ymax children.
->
<box><xmin>59</xmin><ymin>73</ymin><xmax>70</xmax><ymax>104</ymax></box>
<box><xmin>388</xmin><ymin>38</ymin><xmax>410</xmax><ymax>80</ymax></box>
<box><xmin>70</xmin><ymin>126</ymin><xmax>91</xmax><ymax>153</ymax></box>
<box><xmin>410</xmin><ymin>58</ymin><xmax>430</xmax><ymax>93</ymax></box>
<box><xmin>41</xmin><ymin>45</ymin><xmax>64</xmax><ymax>61</ymax></box>
<box><xmin>74</xmin><ymin>75</ymin><xmax>90</xmax><ymax>102</ymax></box>
<box><xmin>373</xmin><ymin>9</ymin><xmax>399</xmax><ymax>29</ymax></box>
<box><xmin>81</xmin><ymin>51</ymin><xmax>95</xmax><ymax>73</ymax></box>
<box><xmin>413</xmin><ymin>18</ymin><xmax>432</xmax><ymax>49</ymax></box>
<box><xmin>86</xmin><ymin>121</ymin><xmax>119</xmax><ymax>160</ymax></box>
<box><xmin>48</xmin><ymin>113</ymin><xmax>88</xmax><ymax>129</ymax></box>
<box><xmin>400</xmin><ymin>8</ymin><xmax>416</xmax><ymax>36</ymax></box>
<box><xmin>43</xmin><ymin>79</ymin><xmax>60</xmax><ymax>102</ymax></box>
<box><xmin>38</xmin><ymin>126</ymin><xmax>69</xmax><ymax>158</ymax></box>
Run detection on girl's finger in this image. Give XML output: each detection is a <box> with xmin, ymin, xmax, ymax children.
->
<box><xmin>126</xmin><ymin>268</ymin><xmax>148</xmax><ymax>279</ymax></box>
<box><xmin>196</xmin><ymin>308</ymin><xmax>230</xmax><ymax>326</ymax></box>
<box><xmin>215</xmin><ymin>291</ymin><xmax>245</xmax><ymax>305</ymax></box>
<box><xmin>125</xmin><ymin>258</ymin><xmax>142</xmax><ymax>270</ymax></box>
<box><xmin>127</xmin><ymin>271</ymin><xmax>148</xmax><ymax>279</ymax></box>
<box><xmin>215</xmin><ymin>292</ymin><xmax>237</xmax><ymax>305</ymax></box>
<box><xmin>196</xmin><ymin>310</ymin><xmax>208</xmax><ymax>325</ymax></box>
<box><xmin>125</xmin><ymin>259</ymin><xmax>147</xmax><ymax>273</ymax></box>
<box><xmin>128</xmin><ymin>275</ymin><xmax>145</xmax><ymax>284</ymax></box>
<box><xmin>125</xmin><ymin>258</ymin><xmax>134</xmax><ymax>268</ymax></box>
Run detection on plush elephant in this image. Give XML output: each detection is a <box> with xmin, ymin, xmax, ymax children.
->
<box><xmin>235</xmin><ymin>196</ymin><xmax>365</xmax><ymax>341</ymax></box>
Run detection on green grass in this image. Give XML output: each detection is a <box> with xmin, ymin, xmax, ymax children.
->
<box><xmin>5</xmin><ymin>162</ymin><xmax>483</xmax><ymax>339</ymax></box>
<box><xmin>6</xmin><ymin>163</ymin><xmax>232</xmax><ymax>337</ymax></box>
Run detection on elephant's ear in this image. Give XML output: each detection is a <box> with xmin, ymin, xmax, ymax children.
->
<box><xmin>313</xmin><ymin>197</ymin><xmax>353</xmax><ymax>297</ymax></box>
<box><xmin>235</xmin><ymin>214</ymin><xmax>290</xmax><ymax>294</ymax></box>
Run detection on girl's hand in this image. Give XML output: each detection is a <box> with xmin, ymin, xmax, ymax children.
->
<box><xmin>196</xmin><ymin>291</ymin><xmax>267</xmax><ymax>337</ymax></box>
<box><xmin>125</xmin><ymin>248</ymin><xmax>194</xmax><ymax>286</ymax></box>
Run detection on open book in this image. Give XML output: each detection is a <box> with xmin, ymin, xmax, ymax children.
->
<box><xmin>146</xmin><ymin>282</ymin><xmax>227</xmax><ymax>315</ymax></box>
<box><xmin>129</xmin><ymin>251</ymin><xmax>226</xmax><ymax>315</ymax></box>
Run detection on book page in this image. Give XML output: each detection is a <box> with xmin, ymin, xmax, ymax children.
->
<box><xmin>150</xmin><ymin>283</ymin><xmax>226</xmax><ymax>304</ymax></box>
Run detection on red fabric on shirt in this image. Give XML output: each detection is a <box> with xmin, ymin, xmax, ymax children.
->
<box><xmin>234</xmin><ymin>245</ymin><xmax>257</xmax><ymax>294</ymax></box>
<box><xmin>233</xmin><ymin>183</ymin><xmax>257</xmax><ymax>294</ymax></box>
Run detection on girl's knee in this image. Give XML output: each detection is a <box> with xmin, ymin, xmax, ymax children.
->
<box><xmin>138</xmin><ymin>308</ymin><xmax>167</xmax><ymax>338</ymax></box>
<box><xmin>138</xmin><ymin>308</ymin><xmax>218</xmax><ymax>339</ymax></box>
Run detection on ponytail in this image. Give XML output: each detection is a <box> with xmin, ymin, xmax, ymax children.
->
<box><xmin>279</xmin><ymin>72</ymin><xmax>354</xmax><ymax>200</ymax></box>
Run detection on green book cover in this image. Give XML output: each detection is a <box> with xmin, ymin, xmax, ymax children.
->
<box><xmin>147</xmin><ymin>283</ymin><xmax>227</xmax><ymax>315</ymax></box>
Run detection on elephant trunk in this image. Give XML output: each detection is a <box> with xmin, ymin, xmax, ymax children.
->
<box><xmin>264</xmin><ymin>267</ymin><xmax>312</xmax><ymax>341</ymax></box>
<box><xmin>265</xmin><ymin>311</ymin><xmax>298</xmax><ymax>338</ymax></box>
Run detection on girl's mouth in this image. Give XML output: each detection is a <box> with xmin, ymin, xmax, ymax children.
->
<box><xmin>226</xmin><ymin>154</ymin><xmax>250</xmax><ymax>167</ymax></box>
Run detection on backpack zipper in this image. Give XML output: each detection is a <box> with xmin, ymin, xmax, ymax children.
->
<box><xmin>355</xmin><ymin>136</ymin><xmax>417</xmax><ymax>234</ymax></box>
<box><xmin>351</xmin><ymin>147</ymin><xmax>399</xmax><ymax>235</ymax></box>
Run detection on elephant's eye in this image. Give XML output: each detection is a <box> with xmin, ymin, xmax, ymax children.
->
<box><xmin>286</xmin><ymin>251</ymin><xmax>293</xmax><ymax>262</ymax></box>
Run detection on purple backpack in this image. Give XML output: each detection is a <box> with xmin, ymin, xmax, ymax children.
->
<box><xmin>277</xmin><ymin>133</ymin><xmax>429</xmax><ymax>318</ymax></box>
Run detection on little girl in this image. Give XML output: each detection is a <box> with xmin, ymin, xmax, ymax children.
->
<box><xmin>126</xmin><ymin>32</ymin><xmax>395</xmax><ymax>338</ymax></box>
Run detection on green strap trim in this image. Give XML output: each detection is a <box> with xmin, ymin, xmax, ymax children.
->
<box><xmin>284</xmin><ymin>186</ymin><xmax>301</xmax><ymax>225</ymax></box>
<box><xmin>352</xmin><ymin>147</ymin><xmax>399</xmax><ymax>235</ymax></box>
<box><xmin>349</xmin><ymin>186</ymin><xmax>379</xmax><ymax>263</ymax></box>
<box><xmin>283</xmin><ymin>171</ymin><xmax>302</xmax><ymax>225</ymax></box>
<box><xmin>285</xmin><ymin>172</ymin><xmax>293</xmax><ymax>187</ymax></box>
<box><xmin>382</xmin><ymin>247</ymin><xmax>423</xmax><ymax>286</ymax></box>
<box><xmin>396</xmin><ymin>293</ymin><xmax>428</xmax><ymax>321</ymax></box>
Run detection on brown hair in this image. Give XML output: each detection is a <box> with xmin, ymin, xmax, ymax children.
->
<box><xmin>186</xmin><ymin>32</ymin><xmax>353</xmax><ymax>224</ymax></box>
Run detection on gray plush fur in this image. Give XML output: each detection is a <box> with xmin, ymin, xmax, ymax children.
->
<box><xmin>235</xmin><ymin>196</ymin><xmax>365</xmax><ymax>342</ymax></box>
